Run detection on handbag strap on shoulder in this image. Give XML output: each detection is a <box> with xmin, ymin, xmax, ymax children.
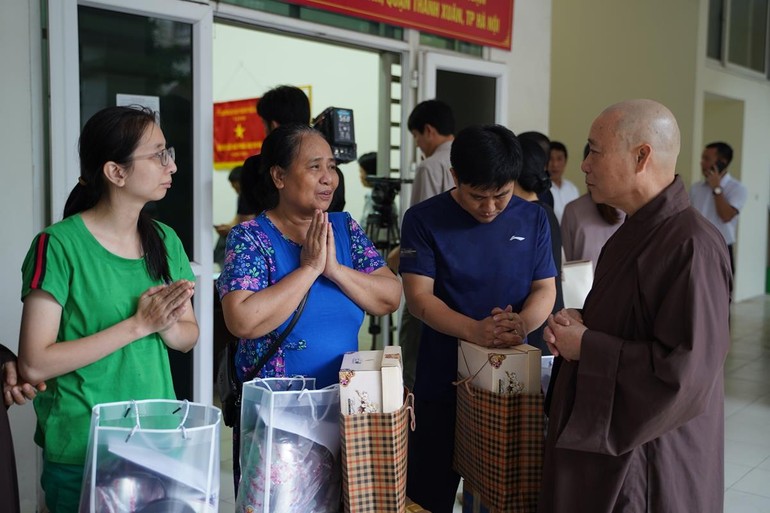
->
<box><xmin>252</xmin><ymin>291</ymin><xmax>310</xmax><ymax>376</ymax></box>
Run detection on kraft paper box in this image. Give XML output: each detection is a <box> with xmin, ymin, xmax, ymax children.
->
<box><xmin>339</xmin><ymin>346</ymin><xmax>404</xmax><ymax>415</ymax></box>
<box><xmin>457</xmin><ymin>341</ymin><xmax>541</xmax><ymax>394</ymax></box>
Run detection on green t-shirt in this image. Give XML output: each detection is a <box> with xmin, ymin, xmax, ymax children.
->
<box><xmin>21</xmin><ymin>214</ymin><xmax>195</xmax><ymax>465</ymax></box>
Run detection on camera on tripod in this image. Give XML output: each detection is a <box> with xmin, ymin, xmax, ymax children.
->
<box><xmin>367</xmin><ymin>177</ymin><xmax>412</xmax><ymax>216</ymax></box>
<box><xmin>312</xmin><ymin>107</ymin><xmax>356</xmax><ymax>164</ymax></box>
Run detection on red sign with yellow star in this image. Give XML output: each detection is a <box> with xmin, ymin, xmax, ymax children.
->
<box><xmin>213</xmin><ymin>98</ymin><xmax>266</xmax><ymax>170</ymax></box>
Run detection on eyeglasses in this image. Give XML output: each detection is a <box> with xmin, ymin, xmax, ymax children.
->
<box><xmin>130</xmin><ymin>147</ymin><xmax>176</xmax><ymax>167</ymax></box>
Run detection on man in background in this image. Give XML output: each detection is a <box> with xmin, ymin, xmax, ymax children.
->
<box><xmin>395</xmin><ymin>99</ymin><xmax>456</xmax><ymax>390</ymax></box>
<box><xmin>240</xmin><ymin>85</ymin><xmax>345</xmax><ymax>214</ymax></box>
<box><xmin>548</xmin><ymin>141</ymin><xmax>580</xmax><ymax>223</ymax></box>
<box><xmin>689</xmin><ymin>141</ymin><xmax>747</xmax><ymax>273</ymax></box>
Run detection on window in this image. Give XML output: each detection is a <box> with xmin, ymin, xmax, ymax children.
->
<box><xmin>708</xmin><ymin>0</ymin><xmax>770</xmax><ymax>77</ymax></box>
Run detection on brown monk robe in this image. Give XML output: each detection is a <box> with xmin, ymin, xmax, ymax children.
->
<box><xmin>1</xmin><ymin>344</ymin><xmax>21</xmax><ymax>513</ymax></box>
<box><xmin>540</xmin><ymin>100</ymin><xmax>731</xmax><ymax>513</ymax></box>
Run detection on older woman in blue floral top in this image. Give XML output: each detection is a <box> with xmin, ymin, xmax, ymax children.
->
<box><xmin>218</xmin><ymin>123</ymin><xmax>401</xmax><ymax>489</ymax></box>
<box><xmin>218</xmin><ymin>123</ymin><xmax>401</xmax><ymax>387</ymax></box>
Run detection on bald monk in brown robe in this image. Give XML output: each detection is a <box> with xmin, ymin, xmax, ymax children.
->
<box><xmin>540</xmin><ymin>99</ymin><xmax>731</xmax><ymax>513</ymax></box>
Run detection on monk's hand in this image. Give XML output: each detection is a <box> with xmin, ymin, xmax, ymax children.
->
<box><xmin>546</xmin><ymin>310</ymin><xmax>587</xmax><ymax>362</ymax></box>
<box><xmin>300</xmin><ymin>209</ymin><xmax>328</xmax><ymax>276</ymax></box>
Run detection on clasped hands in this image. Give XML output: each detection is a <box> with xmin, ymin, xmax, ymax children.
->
<box><xmin>135</xmin><ymin>279</ymin><xmax>195</xmax><ymax>336</ymax></box>
<box><xmin>544</xmin><ymin>308</ymin><xmax>587</xmax><ymax>361</ymax></box>
<box><xmin>3</xmin><ymin>359</ymin><xmax>45</xmax><ymax>407</ymax></box>
<box><xmin>300</xmin><ymin>210</ymin><xmax>343</xmax><ymax>280</ymax></box>
<box><xmin>473</xmin><ymin>305</ymin><xmax>526</xmax><ymax>348</ymax></box>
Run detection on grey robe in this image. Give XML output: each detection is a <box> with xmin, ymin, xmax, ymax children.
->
<box><xmin>539</xmin><ymin>177</ymin><xmax>731</xmax><ymax>513</ymax></box>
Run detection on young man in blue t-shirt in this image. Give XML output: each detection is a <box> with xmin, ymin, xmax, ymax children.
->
<box><xmin>400</xmin><ymin>124</ymin><xmax>557</xmax><ymax>513</ymax></box>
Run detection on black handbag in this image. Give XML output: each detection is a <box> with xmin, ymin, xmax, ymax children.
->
<box><xmin>216</xmin><ymin>292</ymin><xmax>309</xmax><ymax>427</ymax></box>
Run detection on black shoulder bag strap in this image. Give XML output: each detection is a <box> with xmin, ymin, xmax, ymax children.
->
<box><xmin>252</xmin><ymin>290</ymin><xmax>309</xmax><ymax>375</ymax></box>
<box><xmin>228</xmin><ymin>291</ymin><xmax>309</xmax><ymax>410</ymax></box>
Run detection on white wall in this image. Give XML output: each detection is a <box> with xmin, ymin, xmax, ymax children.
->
<box><xmin>492</xmin><ymin>0</ymin><xmax>551</xmax><ymax>135</ymax></box>
<box><xmin>0</xmin><ymin>1</ymin><xmax>44</xmax><ymax>511</ymax></box>
<box><xmin>212</xmin><ymin>23</ymin><xmax>382</xmax><ymax>233</ymax></box>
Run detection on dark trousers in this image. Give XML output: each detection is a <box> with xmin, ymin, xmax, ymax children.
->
<box><xmin>406</xmin><ymin>395</ymin><xmax>461</xmax><ymax>513</ymax></box>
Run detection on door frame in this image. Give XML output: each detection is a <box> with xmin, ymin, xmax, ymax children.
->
<box><xmin>48</xmin><ymin>0</ymin><xmax>214</xmax><ymax>403</ymax></box>
<box><xmin>420</xmin><ymin>51</ymin><xmax>509</xmax><ymax>126</ymax></box>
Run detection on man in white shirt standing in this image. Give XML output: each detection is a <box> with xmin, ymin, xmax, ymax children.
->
<box><xmin>408</xmin><ymin>100</ymin><xmax>455</xmax><ymax>206</ymax></box>
<box><xmin>391</xmin><ymin>99</ymin><xmax>455</xmax><ymax>391</ymax></box>
<box><xmin>548</xmin><ymin>141</ymin><xmax>580</xmax><ymax>223</ymax></box>
<box><xmin>689</xmin><ymin>141</ymin><xmax>747</xmax><ymax>273</ymax></box>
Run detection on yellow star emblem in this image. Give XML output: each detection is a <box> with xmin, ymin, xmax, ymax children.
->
<box><xmin>234</xmin><ymin>123</ymin><xmax>246</xmax><ymax>139</ymax></box>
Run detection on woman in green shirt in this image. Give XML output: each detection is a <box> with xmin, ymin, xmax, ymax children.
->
<box><xmin>17</xmin><ymin>106</ymin><xmax>199</xmax><ymax>513</ymax></box>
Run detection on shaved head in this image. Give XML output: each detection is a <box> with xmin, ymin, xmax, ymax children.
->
<box><xmin>582</xmin><ymin>99</ymin><xmax>682</xmax><ymax>215</ymax></box>
<box><xmin>600</xmin><ymin>99</ymin><xmax>680</xmax><ymax>176</ymax></box>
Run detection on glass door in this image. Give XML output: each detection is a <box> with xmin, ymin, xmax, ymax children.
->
<box><xmin>48</xmin><ymin>0</ymin><xmax>213</xmax><ymax>402</ymax></box>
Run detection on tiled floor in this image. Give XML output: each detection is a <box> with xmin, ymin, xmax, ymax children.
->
<box><xmin>216</xmin><ymin>295</ymin><xmax>770</xmax><ymax>512</ymax></box>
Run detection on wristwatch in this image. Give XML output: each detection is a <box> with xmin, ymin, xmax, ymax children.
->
<box><xmin>713</xmin><ymin>186</ymin><xmax>723</xmax><ymax>196</ymax></box>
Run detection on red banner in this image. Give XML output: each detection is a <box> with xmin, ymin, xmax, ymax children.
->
<box><xmin>213</xmin><ymin>98</ymin><xmax>266</xmax><ymax>170</ymax></box>
<box><xmin>288</xmin><ymin>0</ymin><xmax>514</xmax><ymax>50</ymax></box>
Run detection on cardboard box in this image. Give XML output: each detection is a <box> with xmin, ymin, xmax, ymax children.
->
<box><xmin>381</xmin><ymin>345</ymin><xmax>404</xmax><ymax>413</ymax></box>
<box><xmin>339</xmin><ymin>346</ymin><xmax>404</xmax><ymax>415</ymax></box>
<box><xmin>457</xmin><ymin>341</ymin><xmax>541</xmax><ymax>394</ymax></box>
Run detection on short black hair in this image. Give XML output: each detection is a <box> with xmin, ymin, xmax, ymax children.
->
<box><xmin>256</xmin><ymin>85</ymin><xmax>310</xmax><ymax>126</ymax></box>
<box><xmin>407</xmin><ymin>99</ymin><xmax>455</xmax><ymax>136</ymax></box>
<box><xmin>358</xmin><ymin>152</ymin><xmax>377</xmax><ymax>177</ymax></box>
<box><xmin>518</xmin><ymin>138</ymin><xmax>551</xmax><ymax>194</ymax></box>
<box><xmin>706</xmin><ymin>141</ymin><xmax>733</xmax><ymax>166</ymax></box>
<box><xmin>450</xmin><ymin>124</ymin><xmax>521</xmax><ymax>189</ymax></box>
<box><xmin>549</xmin><ymin>141</ymin><xmax>568</xmax><ymax>160</ymax></box>
<box><xmin>228</xmin><ymin>165</ymin><xmax>243</xmax><ymax>183</ymax></box>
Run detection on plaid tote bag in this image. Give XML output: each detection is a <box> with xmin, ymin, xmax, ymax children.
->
<box><xmin>454</xmin><ymin>383</ymin><xmax>544</xmax><ymax>513</ymax></box>
<box><xmin>340</xmin><ymin>392</ymin><xmax>415</xmax><ymax>513</ymax></box>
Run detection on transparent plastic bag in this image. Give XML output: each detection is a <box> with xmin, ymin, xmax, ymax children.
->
<box><xmin>79</xmin><ymin>399</ymin><xmax>221</xmax><ymax>513</ymax></box>
<box><xmin>236</xmin><ymin>377</ymin><xmax>341</xmax><ymax>513</ymax></box>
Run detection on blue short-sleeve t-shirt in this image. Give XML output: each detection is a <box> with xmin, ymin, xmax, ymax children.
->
<box><xmin>399</xmin><ymin>191</ymin><xmax>556</xmax><ymax>400</ymax></box>
<box><xmin>217</xmin><ymin>211</ymin><xmax>385</xmax><ymax>388</ymax></box>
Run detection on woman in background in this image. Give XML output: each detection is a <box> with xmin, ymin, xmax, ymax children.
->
<box><xmin>514</xmin><ymin>137</ymin><xmax>564</xmax><ymax>355</ymax></box>
<box><xmin>18</xmin><ymin>106</ymin><xmax>199</xmax><ymax>513</ymax></box>
<box><xmin>561</xmin><ymin>144</ymin><xmax>624</xmax><ymax>269</ymax></box>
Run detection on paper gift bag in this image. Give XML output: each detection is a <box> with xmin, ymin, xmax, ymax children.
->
<box><xmin>236</xmin><ymin>377</ymin><xmax>341</xmax><ymax>513</ymax></box>
<box><xmin>454</xmin><ymin>383</ymin><xmax>543</xmax><ymax>513</ymax></box>
<box><xmin>340</xmin><ymin>391</ymin><xmax>415</xmax><ymax>513</ymax></box>
<box><xmin>561</xmin><ymin>259</ymin><xmax>594</xmax><ymax>309</ymax></box>
<box><xmin>79</xmin><ymin>399</ymin><xmax>221</xmax><ymax>513</ymax></box>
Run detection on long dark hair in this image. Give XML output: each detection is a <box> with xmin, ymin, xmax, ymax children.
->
<box><xmin>64</xmin><ymin>106</ymin><xmax>171</xmax><ymax>282</ymax></box>
<box><xmin>254</xmin><ymin>123</ymin><xmax>321</xmax><ymax>211</ymax></box>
